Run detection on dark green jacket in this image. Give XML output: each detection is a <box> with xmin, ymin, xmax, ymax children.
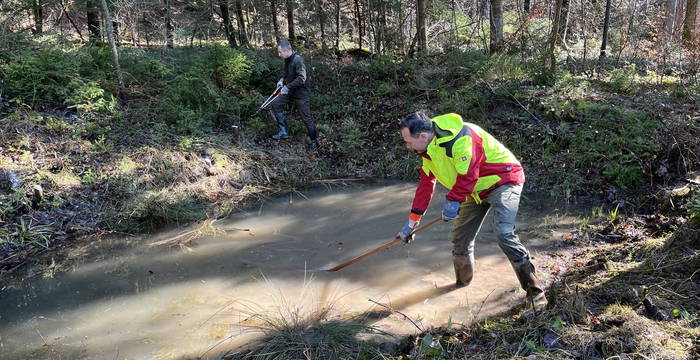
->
<box><xmin>283</xmin><ymin>52</ymin><xmax>309</xmax><ymax>95</ymax></box>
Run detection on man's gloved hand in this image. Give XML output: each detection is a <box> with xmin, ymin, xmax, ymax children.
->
<box><xmin>442</xmin><ymin>200</ymin><xmax>460</xmax><ymax>221</ymax></box>
<box><xmin>397</xmin><ymin>220</ymin><xmax>418</xmax><ymax>243</ymax></box>
<box><xmin>276</xmin><ymin>78</ymin><xmax>284</xmax><ymax>88</ymax></box>
<box><xmin>280</xmin><ymin>85</ymin><xmax>289</xmax><ymax>94</ymax></box>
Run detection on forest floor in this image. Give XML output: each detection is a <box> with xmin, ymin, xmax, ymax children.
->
<box><xmin>1</xmin><ymin>41</ymin><xmax>699</xmax><ymax>359</ymax></box>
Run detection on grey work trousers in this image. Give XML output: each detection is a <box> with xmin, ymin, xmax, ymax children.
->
<box><xmin>450</xmin><ymin>184</ymin><xmax>531</xmax><ymax>265</ymax></box>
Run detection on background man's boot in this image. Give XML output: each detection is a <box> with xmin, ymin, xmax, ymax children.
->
<box><xmin>306</xmin><ymin>140</ymin><xmax>319</xmax><ymax>152</ymax></box>
<box><xmin>510</xmin><ymin>259</ymin><xmax>548</xmax><ymax>311</ymax></box>
<box><xmin>453</xmin><ymin>252</ymin><xmax>474</xmax><ymax>288</ymax></box>
<box><xmin>272</xmin><ymin>125</ymin><xmax>288</xmax><ymax>140</ymax></box>
<box><xmin>271</xmin><ymin>111</ymin><xmax>289</xmax><ymax>140</ymax></box>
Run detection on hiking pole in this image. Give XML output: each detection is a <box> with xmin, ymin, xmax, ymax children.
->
<box><xmin>326</xmin><ymin>216</ymin><xmax>443</xmax><ymax>272</ymax></box>
<box><xmin>252</xmin><ymin>85</ymin><xmax>282</xmax><ymax>116</ymax></box>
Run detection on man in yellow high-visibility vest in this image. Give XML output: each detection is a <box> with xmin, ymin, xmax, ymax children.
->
<box><xmin>397</xmin><ymin>111</ymin><xmax>547</xmax><ymax>311</ymax></box>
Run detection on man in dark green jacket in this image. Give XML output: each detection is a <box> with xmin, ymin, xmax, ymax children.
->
<box><xmin>270</xmin><ymin>40</ymin><xmax>319</xmax><ymax>152</ymax></box>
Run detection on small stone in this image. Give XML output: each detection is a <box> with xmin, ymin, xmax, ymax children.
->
<box><xmin>655</xmin><ymin>165</ymin><xmax>668</xmax><ymax>177</ymax></box>
<box><xmin>5</xmin><ymin>170</ymin><xmax>21</xmax><ymax>189</ymax></box>
<box><xmin>543</xmin><ymin>331</ymin><xmax>560</xmax><ymax>348</ymax></box>
<box><xmin>378</xmin><ymin>341</ymin><xmax>399</xmax><ymax>354</ymax></box>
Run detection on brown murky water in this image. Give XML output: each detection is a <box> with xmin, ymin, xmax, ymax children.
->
<box><xmin>0</xmin><ymin>183</ymin><xmax>586</xmax><ymax>359</ymax></box>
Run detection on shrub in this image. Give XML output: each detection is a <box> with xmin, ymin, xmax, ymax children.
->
<box><xmin>163</xmin><ymin>71</ymin><xmax>223</xmax><ymax>134</ymax></box>
<box><xmin>242</xmin><ymin>111</ymin><xmax>277</xmax><ymax>141</ymax></box>
<box><xmin>126</xmin><ymin>55</ymin><xmax>172</xmax><ymax>83</ymax></box>
<box><xmin>482</xmin><ymin>54</ymin><xmax>531</xmax><ymax>82</ymax></box>
<box><xmin>217</xmin><ymin>49</ymin><xmax>253</xmax><ymax>88</ymax></box>
<box><xmin>78</xmin><ymin>45</ymin><xmax>113</xmax><ymax>80</ymax></box>
<box><xmin>365</xmin><ymin>55</ymin><xmax>401</xmax><ymax>80</ymax></box>
<box><xmin>531</xmin><ymin>67</ymin><xmax>557</xmax><ymax>86</ymax></box>
<box><xmin>443</xmin><ymin>50</ymin><xmax>489</xmax><ymax>77</ymax></box>
<box><xmin>3</xmin><ymin>49</ymin><xmax>80</xmax><ymax>108</ymax></box>
<box><xmin>437</xmin><ymin>85</ymin><xmax>486</xmax><ymax>120</ymax></box>
<box><xmin>668</xmin><ymin>81</ymin><xmax>700</xmax><ymax>101</ymax></box>
<box><xmin>205</xmin><ymin>46</ymin><xmax>268</xmax><ymax>89</ymax></box>
<box><xmin>565</xmin><ymin>101</ymin><xmax>659</xmax><ymax>188</ymax></box>
<box><xmin>65</xmin><ymin>80</ymin><xmax>116</xmax><ymax>114</ymax></box>
<box><xmin>0</xmin><ymin>33</ymin><xmax>33</xmax><ymax>63</ymax></box>
<box><xmin>608</xmin><ymin>64</ymin><xmax>637</xmax><ymax>94</ymax></box>
<box><xmin>686</xmin><ymin>192</ymin><xmax>700</xmax><ymax>224</ymax></box>
<box><xmin>336</xmin><ymin>117</ymin><xmax>366</xmax><ymax>157</ymax></box>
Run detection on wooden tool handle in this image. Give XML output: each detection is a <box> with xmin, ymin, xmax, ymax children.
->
<box><xmin>327</xmin><ymin>216</ymin><xmax>442</xmax><ymax>272</ymax></box>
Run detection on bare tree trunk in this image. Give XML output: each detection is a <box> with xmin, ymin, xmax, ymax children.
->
<box><xmin>355</xmin><ymin>0</ymin><xmax>363</xmax><ymax>48</ymax></box>
<box><xmin>32</xmin><ymin>0</ymin><xmax>43</xmax><ymax>34</ymax></box>
<box><xmin>87</xmin><ymin>0</ymin><xmax>101</xmax><ymax>42</ymax></box>
<box><xmin>112</xmin><ymin>20</ymin><xmax>120</xmax><ymax>45</ymax></box>
<box><xmin>245</xmin><ymin>0</ymin><xmax>254</xmax><ymax>44</ymax></box>
<box><xmin>286</xmin><ymin>0</ymin><xmax>295</xmax><ymax>41</ymax></box>
<box><xmin>131</xmin><ymin>22</ymin><xmax>138</xmax><ymax>47</ymax></box>
<box><xmin>600</xmin><ymin>0</ymin><xmax>612</xmax><ymax>58</ymax></box>
<box><xmin>581</xmin><ymin>0</ymin><xmax>588</xmax><ymax>61</ymax></box>
<box><xmin>451</xmin><ymin>0</ymin><xmax>457</xmax><ymax>42</ymax></box>
<box><xmin>683</xmin><ymin>0</ymin><xmax>698</xmax><ymax>45</ymax></box>
<box><xmin>371</xmin><ymin>0</ymin><xmax>385</xmax><ymax>53</ymax></box>
<box><xmin>524</xmin><ymin>0</ymin><xmax>530</xmax><ymax>13</ymax></box>
<box><xmin>164</xmin><ymin>0</ymin><xmax>174</xmax><ymax>48</ymax></box>
<box><xmin>317</xmin><ymin>0</ymin><xmax>326</xmax><ymax>48</ymax></box>
<box><xmin>416</xmin><ymin>0</ymin><xmax>427</xmax><ymax>52</ymax></box>
<box><xmin>336</xmin><ymin>0</ymin><xmax>341</xmax><ymax>50</ymax></box>
<box><xmin>219</xmin><ymin>0</ymin><xmax>238</xmax><ymax>47</ymax></box>
<box><xmin>558</xmin><ymin>0</ymin><xmax>570</xmax><ymax>45</ymax></box>
<box><xmin>482</xmin><ymin>0</ymin><xmax>490</xmax><ymax>18</ymax></box>
<box><xmin>380</xmin><ymin>0</ymin><xmax>387</xmax><ymax>53</ymax></box>
<box><xmin>271</xmin><ymin>0</ymin><xmax>280</xmax><ymax>41</ymax></box>
<box><xmin>235</xmin><ymin>0</ymin><xmax>248</xmax><ymax>46</ymax></box>
<box><xmin>666</xmin><ymin>0</ymin><xmax>678</xmax><ymax>37</ymax></box>
<box><xmin>98</xmin><ymin>0</ymin><xmax>125</xmax><ymax>101</ymax></box>
<box><xmin>489</xmin><ymin>0</ymin><xmax>503</xmax><ymax>53</ymax></box>
<box><xmin>547</xmin><ymin>0</ymin><xmax>563</xmax><ymax>71</ymax></box>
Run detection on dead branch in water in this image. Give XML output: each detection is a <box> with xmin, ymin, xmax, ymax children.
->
<box><xmin>147</xmin><ymin>219</ymin><xmax>252</xmax><ymax>249</ymax></box>
<box><xmin>368</xmin><ymin>298</ymin><xmax>424</xmax><ymax>332</ymax></box>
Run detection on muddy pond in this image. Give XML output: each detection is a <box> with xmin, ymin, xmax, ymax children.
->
<box><xmin>0</xmin><ymin>182</ymin><xmax>587</xmax><ymax>359</ymax></box>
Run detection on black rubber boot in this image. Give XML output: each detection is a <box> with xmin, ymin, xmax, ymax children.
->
<box><xmin>271</xmin><ymin>112</ymin><xmax>289</xmax><ymax>140</ymax></box>
<box><xmin>306</xmin><ymin>140</ymin><xmax>319</xmax><ymax>153</ymax></box>
<box><xmin>271</xmin><ymin>125</ymin><xmax>288</xmax><ymax>140</ymax></box>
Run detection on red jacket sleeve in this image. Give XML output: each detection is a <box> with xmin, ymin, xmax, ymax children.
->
<box><xmin>446</xmin><ymin>129</ymin><xmax>485</xmax><ymax>202</ymax></box>
<box><xmin>409</xmin><ymin>168</ymin><xmax>436</xmax><ymax>221</ymax></box>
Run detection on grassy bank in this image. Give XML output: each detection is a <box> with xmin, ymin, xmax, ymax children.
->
<box><xmin>1</xmin><ymin>34</ymin><xmax>698</xmax><ymax>283</ymax></box>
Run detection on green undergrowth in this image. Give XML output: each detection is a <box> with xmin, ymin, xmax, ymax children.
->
<box><xmin>1</xmin><ymin>34</ymin><xmax>697</xmax><ymax>269</ymax></box>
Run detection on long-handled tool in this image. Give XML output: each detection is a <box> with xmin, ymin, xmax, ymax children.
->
<box><xmin>326</xmin><ymin>216</ymin><xmax>443</xmax><ymax>272</ymax></box>
<box><xmin>252</xmin><ymin>85</ymin><xmax>282</xmax><ymax>116</ymax></box>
